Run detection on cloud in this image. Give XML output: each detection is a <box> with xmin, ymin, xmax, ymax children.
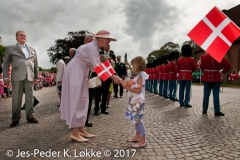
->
<box><xmin>0</xmin><ymin>0</ymin><xmax>239</xmax><ymax>68</ymax></box>
<box><xmin>122</xmin><ymin>0</ymin><xmax>181</xmax><ymax>54</ymax></box>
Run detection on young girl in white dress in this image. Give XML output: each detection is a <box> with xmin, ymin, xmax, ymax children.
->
<box><xmin>121</xmin><ymin>56</ymin><xmax>149</xmax><ymax>148</ymax></box>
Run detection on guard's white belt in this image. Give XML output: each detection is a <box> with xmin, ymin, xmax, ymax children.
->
<box><xmin>205</xmin><ymin>70</ymin><xmax>219</xmax><ymax>72</ymax></box>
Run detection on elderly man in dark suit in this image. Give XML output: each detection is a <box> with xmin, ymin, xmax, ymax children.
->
<box><xmin>94</xmin><ymin>45</ymin><xmax>112</xmax><ymax>115</ymax></box>
<box><xmin>3</xmin><ymin>30</ymin><xmax>39</xmax><ymax>127</ymax></box>
<box><xmin>114</xmin><ymin>56</ymin><xmax>126</xmax><ymax>98</ymax></box>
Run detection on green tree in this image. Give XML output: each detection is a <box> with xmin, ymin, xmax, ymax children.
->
<box><xmin>182</xmin><ymin>40</ymin><xmax>198</xmax><ymax>48</ymax></box>
<box><xmin>39</xmin><ymin>66</ymin><xmax>43</xmax><ymax>71</ymax></box>
<box><xmin>146</xmin><ymin>42</ymin><xmax>180</xmax><ymax>63</ymax></box>
<box><xmin>50</xmin><ymin>67</ymin><xmax>57</xmax><ymax>73</ymax></box>
<box><xmin>146</xmin><ymin>50</ymin><xmax>161</xmax><ymax>63</ymax></box>
<box><xmin>47</xmin><ymin>30</ymin><xmax>91</xmax><ymax>64</ymax></box>
<box><xmin>160</xmin><ymin>42</ymin><xmax>180</xmax><ymax>53</ymax></box>
<box><xmin>0</xmin><ymin>45</ymin><xmax>6</xmax><ymax>63</ymax></box>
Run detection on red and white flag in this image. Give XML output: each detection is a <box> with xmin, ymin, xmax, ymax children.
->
<box><xmin>229</xmin><ymin>71</ymin><xmax>239</xmax><ymax>81</ymax></box>
<box><xmin>188</xmin><ymin>6</ymin><xmax>240</xmax><ymax>62</ymax></box>
<box><xmin>94</xmin><ymin>60</ymin><xmax>116</xmax><ymax>81</ymax></box>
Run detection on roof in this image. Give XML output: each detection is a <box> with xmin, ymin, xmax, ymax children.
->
<box><xmin>222</xmin><ymin>4</ymin><xmax>240</xmax><ymax>26</ymax></box>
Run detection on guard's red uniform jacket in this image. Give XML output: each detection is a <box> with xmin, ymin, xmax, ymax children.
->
<box><xmin>153</xmin><ymin>67</ymin><xmax>159</xmax><ymax>80</ymax></box>
<box><xmin>163</xmin><ymin>63</ymin><xmax>169</xmax><ymax>80</ymax></box>
<box><xmin>200</xmin><ymin>54</ymin><xmax>231</xmax><ymax>82</ymax></box>
<box><xmin>158</xmin><ymin>65</ymin><xmax>164</xmax><ymax>80</ymax></box>
<box><xmin>145</xmin><ymin>68</ymin><xmax>150</xmax><ymax>77</ymax></box>
<box><xmin>169</xmin><ymin>61</ymin><xmax>178</xmax><ymax>80</ymax></box>
<box><xmin>177</xmin><ymin>57</ymin><xmax>197</xmax><ymax>80</ymax></box>
<box><xmin>149</xmin><ymin>68</ymin><xmax>153</xmax><ymax>80</ymax></box>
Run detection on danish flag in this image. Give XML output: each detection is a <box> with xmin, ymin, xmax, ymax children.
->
<box><xmin>188</xmin><ymin>6</ymin><xmax>240</xmax><ymax>62</ymax></box>
<box><xmin>94</xmin><ymin>60</ymin><xmax>116</xmax><ymax>81</ymax></box>
<box><xmin>229</xmin><ymin>71</ymin><xmax>239</xmax><ymax>81</ymax></box>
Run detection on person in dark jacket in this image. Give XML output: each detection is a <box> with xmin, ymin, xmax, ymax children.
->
<box><xmin>114</xmin><ymin>56</ymin><xmax>126</xmax><ymax>98</ymax></box>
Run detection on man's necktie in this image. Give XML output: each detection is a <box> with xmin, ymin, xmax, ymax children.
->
<box><xmin>20</xmin><ymin>45</ymin><xmax>24</xmax><ymax>53</ymax></box>
<box><xmin>21</xmin><ymin>45</ymin><xmax>28</xmax><ymax>58</ymax></box>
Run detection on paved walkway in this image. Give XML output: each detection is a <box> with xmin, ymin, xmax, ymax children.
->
<box><xmin>0</xmin><ymin>85</ymin><xmax>240</xmax><ymax>160</ymax></box>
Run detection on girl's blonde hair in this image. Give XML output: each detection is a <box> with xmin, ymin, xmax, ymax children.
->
<box><xmin>131</xmin><ymin>56</ymin><xmax>146</xmax><ymax>72</ymax></box>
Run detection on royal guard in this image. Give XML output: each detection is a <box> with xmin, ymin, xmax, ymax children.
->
<box><xmin>169</xmin><ymin>51</ymin><xmax>179</xmax><ymax>101</ymax></box>
<box><xmin>153</xmin><ymin>60</ymin><xmax>159</xmax><ymax>94</ymax></box>
<box><xmin>177</xmin><ymin>44</ymin><xmax>197</xmax><ymax>107</ymax></box>
<box><xmin>200</xmin><ymin>52</ymin><xmax>231</xmax><ymax>116</ymax></box>
<box><xmin>148</xmin><ymin>63</ymin><xmax>153</xmax><ymax>93</ymax></box>
<box><xmin>163</xmin><ymin>54</ymin><xmax>169</xmax><ymax>99</ymax></box>
<box><xmin>147</xmin><ymin>63</ymin><xmax>152</xmax><ymax>92</ymax></box>
<box><xmin>157</xmin><ymin>56</ymin><xmax>164</xmax><ymax>96</ymax></box>
<box><xmin>145</xmin><ymin>64</ymin><xmax>150</xmax><ymax>91</ymax></box>
<box><xmin>114</xmin><ymin>55</ymin><xmax>126</xmax><ymax>98</ymax></box>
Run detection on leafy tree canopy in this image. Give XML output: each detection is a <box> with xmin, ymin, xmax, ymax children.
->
<box><xmin>39</xmin><ymin>66</ymin><xmax>43</xmax><ymax>71</ymax></box>
<box><xmin>182</xmin><ymin>40</ymin><xmax>198</xmax><ymax>49</ymax></box>
<box><xmin>160</xmin><ymin>42</ymin><xmax>180</xmax><ymax>53</ymax></box>
<box><xmin>47</xmin><ymin>30</ymin><xmax>91</xmax><ymax>64</ymax></box>
<box><xmin>0</xmin><ymin>45</ymin><xmax>6</xmax><ymax>63</ymax></box>
<box><xmin>146</xmin><ymin>42</ymin><xmax>180</xmax><ymax>63</ymax></box>
<box><xmin>146</xmin><ymin>50</ymin><xmax>161</xmax><ymax>63</ymax></box>
<box><xmin>50</xmin><ymin>67</ymin><xmax>57</xmax><ymax>73</ymax></box>
<box><xmin>181</xmin><ymin>40</ymin><xmax>199</xmax><ymax>59</ymax></box>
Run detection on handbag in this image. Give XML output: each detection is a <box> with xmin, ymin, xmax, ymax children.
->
<box><xmin>88</xmin><ymin>70</ymin><xmax>102</xmax><ymax>88</ymax></box>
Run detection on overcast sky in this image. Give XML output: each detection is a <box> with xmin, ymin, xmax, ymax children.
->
<box><xmin>0</xmin><ymin>0</ymin><xmax>238</xmax><ymax>68</ymax></box>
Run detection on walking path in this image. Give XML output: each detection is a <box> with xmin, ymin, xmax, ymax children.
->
<box><xmin>0</xmin><ymin>85</ymin><xmax>240</xmax><ymax>159</ymax></box>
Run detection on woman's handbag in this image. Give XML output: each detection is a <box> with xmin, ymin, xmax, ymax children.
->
<box><xmin>88</xmin><ymin>70</ymin><xmax>102</xmax><ymax>88</ymax></box>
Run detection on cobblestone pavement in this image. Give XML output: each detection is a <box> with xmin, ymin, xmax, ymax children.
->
<box><xmin>1</xmin><ymin>85</ymin><xmax>240</xmax><ymax>160</ymax></box>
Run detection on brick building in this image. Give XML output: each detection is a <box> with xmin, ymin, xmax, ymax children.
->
<box><xmin>192</xmin><ymin>4</ymin><xmax>240</xmax><ymax>83</ymax></box>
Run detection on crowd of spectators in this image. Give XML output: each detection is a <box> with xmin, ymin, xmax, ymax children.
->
<box><xmin>0</xmin><ymin>70</ymin><xmax>56</xmax><ymax>100</ymax></box>
<box><xmin>35</xmin><ymin>72</ymin><xmax>56</xmax><ymax>90</ymax></box>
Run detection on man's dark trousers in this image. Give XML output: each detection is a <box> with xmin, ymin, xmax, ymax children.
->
<box><xmin>94</xmin><ymin>78</ymin><xmax>112</xmax><ymax>112</ymax></box>
<box><xmin>114</xmin><ymin>84</ymin><xmax>123</xmax><ymax>97</ymax></box>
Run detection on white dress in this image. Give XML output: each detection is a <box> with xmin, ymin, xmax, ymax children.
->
<box><xmin>125</xmin><ymin>71</ymin><xmax>149</xmax><ymax>124</ymax></box>
<box><xmin>60</xmin><ymin>40</ymin><xmax>101</xmax><ymax>128</ymax></box>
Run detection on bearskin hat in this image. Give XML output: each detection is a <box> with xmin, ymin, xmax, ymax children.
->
<box><xmin>169</xmin><ymin>51</ymin><xmax>180</xmax><ymax>61</ymax></box>
<box><xmin>157</xmin><ymin>56</ymin><xmax>163</xmax><ymax>65</ymax></box>
<box><xmin>181</xmin><ymin>44</ymin><xmax>192</xmax><ymax>57</ymax></box>
<box><xmin>163</xmin><ymin>54</ymin><xmax>169</xmax><ymax>64</ymax></box>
